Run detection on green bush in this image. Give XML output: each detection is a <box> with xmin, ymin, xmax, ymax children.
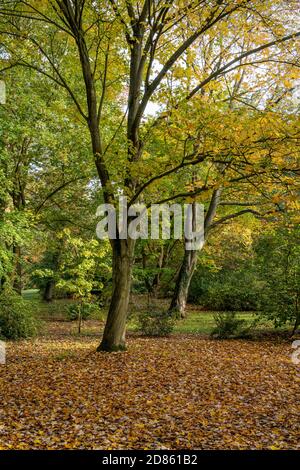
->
<box><xmin>188</xmin><ymin>267</ymin><xmax>213</xmax><ymax>303</ymax></box>
<box><xmin>211</xmin><ymin>312</ymin><xmax>255</xmax><ymax>339</ymax></box>
<box><xmin>138</xmin><ymin>310</ymin><xmax>176</xmax><ymax>337</ymax></box>
<box><xmin>203</xmin><ymin>278</ymin><xmax>259</xmax><ymax>311</ymax></box>
<box><xmin>132</xmin><ymin>267</ymin><xmax>157</xmax><ymax>294</ymax></box>
<box><xmin>0</xmin><ymin>289</ymin><xmax>38</xmax><ymax>339</ymax></box>
<box><xmin>255</xmin><ymin>226</ymin><xmax>300</xmax><ymax>332</ymax></box>
<box><xmin>189</xmin><ymin>266</ymin><xmax>259</xmax><ymax>311</ymax></box>
<box><xmin>66</xmin><ymin>302</ymin><xmax>100</xmax><ymax>321</ymax></box>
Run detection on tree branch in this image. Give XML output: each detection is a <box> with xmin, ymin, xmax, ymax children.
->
<box><xmin>186</xmin><ymin>30</ymin><xmax>300</xmax><ymax>101</ymax></box>
<box><xmin>35</xmin><ymin>176</ymin><xmax>88</xmax><ymax>213</ymax></box>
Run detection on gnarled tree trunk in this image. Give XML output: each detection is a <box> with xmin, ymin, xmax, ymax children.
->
<box><xmin>98</xmin><ymin>239</ymin><xmax>135</xmax><ymax>352</ymax></box>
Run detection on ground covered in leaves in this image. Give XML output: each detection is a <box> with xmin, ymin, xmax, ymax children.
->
<box><xmin>1</xmin><ymin>321</ymin><xmax>299</xmax><ymax>450</ymax></box>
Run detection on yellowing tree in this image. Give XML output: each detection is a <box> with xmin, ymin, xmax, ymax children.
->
<box><xmin>1</xmin><ymin>0</ymin><xmax>299</xmax><ymax>350</ymax></box>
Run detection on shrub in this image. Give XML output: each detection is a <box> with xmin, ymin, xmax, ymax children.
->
<box><xmin>255</xmin><ymin>226</ymin><xmax>300</xmax><ymax>333</ymax></box>
<box><xmin>189</xmin><ymin>266</ymin><xmax>260</xmax><ymax>311</ymax></box>
<box><xmin>211</xmin><ymin>312</ymin><xmax>255</xmax><ymax>339</ymax></box>
<box><xmin>138</xmin><ymin>310</ymin><xmax>176</xmax><ymax>337</ymax></box>
<box><xmin>188</xmin><ymin>267</ymin><xmax>213</xmax><ymax>304</ymax></box>
<box><xmin>0</xmin><ymin>289</ymin><xmax>38</xmax><ymax>339</ymax></box>
<box><xmin>203</xmin><ymin>278</ymin><xmax>259</xmax><ymax>311</ymax></box>
<box><xmin>66</xmin><ymin>302</ymin><xmax>100</xmax><ymax>321</ymax></box>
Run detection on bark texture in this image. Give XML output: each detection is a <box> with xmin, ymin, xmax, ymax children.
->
<box><xmin>169</xmin><ymin>189</ymin><xmax>222</xmax><ymax>317</ymax></box>
<box><xmin>169</xmin><ymin>248</ymin><xmax>198</xmax><ymax>317</ymax></box>
<box><xmin>98</xmin><ymin>239</ymin><xmax>135</xmax><ymax>352</ymax></box>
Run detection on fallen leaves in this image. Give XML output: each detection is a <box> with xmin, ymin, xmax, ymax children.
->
<box><xmin>0</xmin><ymin>322</ymin><xmax>299</xmax><ymax>450</ymax></box>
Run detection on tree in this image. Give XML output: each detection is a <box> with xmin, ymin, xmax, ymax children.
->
<box><xmin>163</xmin><ymin>60</ymin><xmax>300</xmax><ymax>316</ymax></box>
<box><xmin>1</xmin><ymin>0</ymin><xmax>299</xmax><ymax>350</ymax></box>
<box><xmin>0</xmin><ymin>64</ymin><xmax>94</xmax><ymax>295</ymax></box>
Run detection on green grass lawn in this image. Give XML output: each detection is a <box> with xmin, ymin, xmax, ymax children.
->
<box><xmin>21</xmin><ymin>289</ymin><xmax>40</xmax><ymax>300</ymax></box>
<box><xmin>22</xmin><ymin>289</ymin><xmax>80</xmax><ymax>320</ymax></box>
<box><xmin>175</xmin><ymin>311</ymin><xmax>232</xmax><ymax>335</ymax></box>
<box><xmin>174</xmin><ymin>311</ymin><xmax>276</xmax><ymax>334</ymax></box>
<box><xmin>22</xmin><ymin>290</ymin><xmax>288</xmax><ymax>337</ymax></box>
<box><xmin>127</xmin><ymin>311</ymin><xmax>275</xmax><ymax>335</ymax></box>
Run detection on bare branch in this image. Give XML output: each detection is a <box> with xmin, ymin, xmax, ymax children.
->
<box><xmin>186</xmin><ymin>31</ymin><xmax>300</xmax><ymax>101</ymax></box>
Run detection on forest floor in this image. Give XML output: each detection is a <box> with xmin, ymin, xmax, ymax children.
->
<box><xmin>1</xmin><ymin>315</ymin><xmax>299</xmax><ymax>450</ymax></box>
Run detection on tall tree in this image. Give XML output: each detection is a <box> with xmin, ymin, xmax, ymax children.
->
<box><xmin>1</xmin><ymin>0</ymin><xmax>299</xmax><ymax>350</ymax></box>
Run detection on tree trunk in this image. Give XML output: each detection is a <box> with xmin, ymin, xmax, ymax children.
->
<box><xmin>169</xmin><ymin>248</ymin><xmax>198</xmax><ymax>318</ymax></box>
<box><xmin>291</xmin><ymin>316</ymin><xmax>299</xmax><ymax>337</ymax></box>
<box><xmin>291</xmin><ymin>297</ymin><xmax>299</xmax><ymax>337</ymax></box>
<box><xmin>12</xmin><ymin>245</ymin><xmax>22</xmax><ymax>294</ymax></box>
<box><xmin>43</xmin><ymin>280</ymin><xmax>55</xmax><ymax>302</ymax></box>
<box><xmin>169</xmin><ymin>189</ymin><xmax>222</xmax><ymax>317</ymax></box>
<box><xmin>98</xmin><ymin>239</ymin><xmax>135</xmax><ymax>352</ymax></box>
<box><xmin>152</xmin><ymin>245</ymin><xmax>164</xmax><ymax>295</ymax></box>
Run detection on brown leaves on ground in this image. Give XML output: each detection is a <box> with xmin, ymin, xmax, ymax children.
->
<box><xmin>0</xmin><ymin>322</ymin><xmax>299</xmax><ymax>450</ymax></box>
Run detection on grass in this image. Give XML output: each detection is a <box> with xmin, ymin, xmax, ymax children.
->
<box><xmin>127</xmin><ymin>311</ymin><xmax>282</xmax><ymax>337</ymax></box>
<box><xmin>173</xmin><ymin>311</ymin><xmax>275</xmax><ymax>335</ymax></box>
<box><xmin>21</xmin><ymin>289</ymin><xmax>40</xmax><ymax>300</ymax></box>
<box><xmin>22</xmin><ymin>290</ymin><xmax>289</xmax><ymax>337</ymax></box>
<box><xmin>22</xmin><ymin>290</ymin><xmax>90</xmax><ymax>320</ymax></box>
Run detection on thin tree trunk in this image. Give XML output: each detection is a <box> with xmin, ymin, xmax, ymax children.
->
<box><xmin>152</xmin><ymin>245</ymin><xmax>164</xmax><ymax>295</ymax></box>
<box><xmin>98</xmin><ymin>239</ymin><xmax>135</xmax><ymax>352</ymax></box>
<box><xmin>291</xmin><ymin>316</ymin><xmax>299</xmax><ymax>337</ymax></box>
<box><xmin>43</xmin><ymin>279</ymin><xmax>55</xmax><ymax>302</ymax></box>
<box><xmin>169</xmin><ymin>248</ymin><xmax>198</xmax><ymax>317</ymax></box>
<box><xmin>169</xmin><ymin>189</ymin><xmax>222</xmax><ymax>317</ymax></box>
<box><xmin>152</xmin><ymin>240</ymin><xmax>178</xmax><ymax>296</ymax></box>
<box><xmin>12</xmin><ymin>245</ymin><xmax>22</xmax><ymax>294</ymax></box>
<box><xmin>12</xmin><ymin>187</ymin><xmax>25</xmax><ymax>294</ymax></box>
<box><xmin>78</xmin><ymin>301</ymin><xmax>82</xmax><ymax>335</ymax></box>
<box><xmin>291</xmin><ymin>294</ymin><xmax>299</xmax><ymax>337</ymax></box>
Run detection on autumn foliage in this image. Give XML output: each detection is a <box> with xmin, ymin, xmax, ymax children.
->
<box><xmin>1</xmin><ymin>322</ymin><xmax>299</xmax><ymax>450</ymax></box>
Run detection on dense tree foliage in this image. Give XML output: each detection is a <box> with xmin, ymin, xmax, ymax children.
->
<box><xmin>0</xmin><ymin>0</ymin><xmax>299</xmax><ymax>346</ymax></box>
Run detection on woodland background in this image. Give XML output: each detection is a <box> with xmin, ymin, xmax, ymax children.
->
<box><xmin>0</xmin><ymin>0</ymin><xmax>299</xmax><ymax>450</ymax></box>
